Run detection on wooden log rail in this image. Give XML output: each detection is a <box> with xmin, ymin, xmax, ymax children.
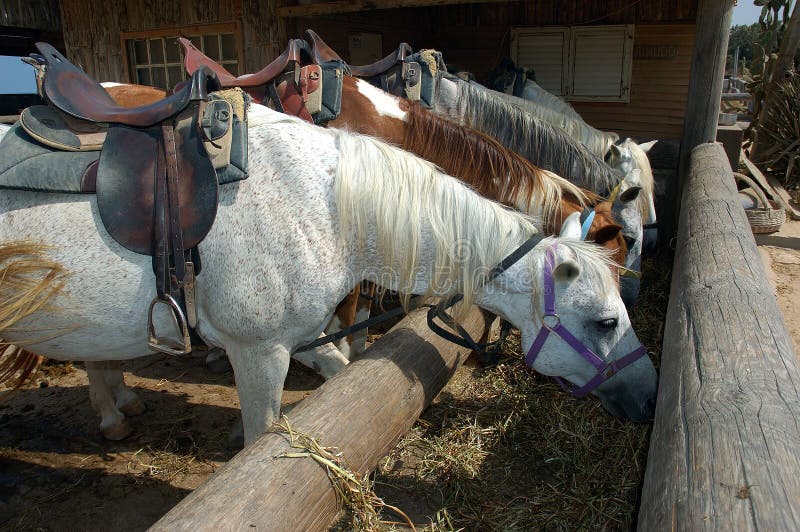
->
<box><xmin>638</xmin><ymin>142</ymin><xmax>800</xmax><ymax>530</ymax></box>
<box><xmin>150</xmin><ymin>306</ymin><xmax>489</xmax><ymax>531</ymax></box>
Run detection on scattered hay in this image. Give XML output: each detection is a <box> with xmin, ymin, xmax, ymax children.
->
<box><xmin>126</xmin><ymin>433</ymin><xmax>217</xmax><ymax>483</ymax></box>
<box><xmin>275</xmin><ymin>416</ymin><xmax>416</xmax><ymax>531</ymax></box>
<box><xmin>373</xmin><ymin>257</ymin><xmax>671</xmax><ymax>530</ymax></box>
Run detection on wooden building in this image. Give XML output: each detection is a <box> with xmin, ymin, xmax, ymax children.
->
<box><xmin>27</xmin><ymin>0</ymin><xmax>699</xmax><ymax>142</ymax></box>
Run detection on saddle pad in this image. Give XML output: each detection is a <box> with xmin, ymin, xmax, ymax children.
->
<box><xmin>0</xmin><ymin>122</ymin><xmax>99</xmax><ymax>193</ymax></box>
<box><xmin>208</xmin><ymin>89</ymin><xmax>249</xmax><ymax>184</ymax></box>
<box><xmin>405</xmin><ymin>50</ymin><xmax>446</xmax><ymax>109</ymax></box>
<box><xmin>20</xmin><ymin>105</ymin><xmax>106</xmax><ymax>151</ymax></box>
<box><xmin>314</xmin><ymin>60</ymin><xmax>346</xmax><ymax>125</ymax></box>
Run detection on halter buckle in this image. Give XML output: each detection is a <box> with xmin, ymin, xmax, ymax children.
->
<box><xmin>542</xmin><ymin>313</ymin><xmax>560</xmax><ymax>332</ymax></box>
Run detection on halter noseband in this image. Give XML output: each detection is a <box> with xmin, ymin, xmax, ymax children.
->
<box><xmin>523</xmin><ymin>243</ymin><xmax>648</xmax><ymax>398</ymax></box>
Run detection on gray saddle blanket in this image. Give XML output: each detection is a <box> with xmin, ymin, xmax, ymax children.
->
<box><xmin>0</xmin><ymin>92</ymin><xmax>249</xmax><ymax>194</ymax></box>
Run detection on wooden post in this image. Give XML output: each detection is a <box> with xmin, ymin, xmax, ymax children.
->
<box><xmin>662</xmin><ymin>0</ymin><xmax>735</xmax><ymax>244</ymax></box>
<box><xmin>149</xmin><ymin>306</ymin><xmax>488</xmax><ymax>532</ymax></box>
<box><xmin>638</xmin><ymin>142</ymin><xmax>800</xmax><ymax>530</ymax></box>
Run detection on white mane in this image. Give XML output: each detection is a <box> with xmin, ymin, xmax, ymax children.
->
<box><xmin>244</xmin><ymin>103</ymin><xmax>618</xmax><ymax>319</ymax></box>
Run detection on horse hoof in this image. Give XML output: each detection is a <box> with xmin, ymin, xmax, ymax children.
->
<box><xmin>118</xmin><ymin>396</ymin><xmax>146</xmax><ymax>417</ymax></box>
<box><xmin>205</xmin><ymin>348</ymin><xmax>232</xmax><ymax>374</ymax></box>
<box><xmin>101</xmin><ymin>420</ymin><xmax>133</xmax><ymax>441</ymax></box>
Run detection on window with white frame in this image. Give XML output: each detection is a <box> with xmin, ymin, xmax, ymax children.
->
<box><xmin>125</xmin><ymin>32</ymin><xmax>239</xmax><ymax>90</ymax></box>
<box><xmin>511</xmin><ymin>25</ymin><xmax>634</xmax><ymax>102</ymax></box>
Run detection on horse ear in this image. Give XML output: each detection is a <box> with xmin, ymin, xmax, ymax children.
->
<box><xmin>592</xmin><ymin>223</ymin><xmax>623</xmax><ymax>245</ymax></box>
<box><xmin>618</xmin><ymin>186</ymin><xmax>642</xmax><ymax>204</ymax></box>
<box><xmin>553</xmin><ymin>260</ymin><xmax>580</xmax><ymax>283</ymax></box>
<box><xmin>638</xmin><ymin>140</ymin><xmax>657</xmax><ymax>153</ymax></box>
<box><xmin>609</xmin><ymin>143</ymin><xmax>623</xmax><ymax>158</ymax></box>
<box><xmin>559</xmin><ymin>212</ymin><xmax>582</xmax><ymax>240</ymax></box>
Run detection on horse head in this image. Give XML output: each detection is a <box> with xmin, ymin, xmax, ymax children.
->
<box><xmin>608</xmin><ymin>138</ymin><xmax>658</xmax><ymax>252</ymax></box>
<box><xmin>477</xmin><ymin>214</ymin><xmax>657</xmax><ymax>422</ymax></box>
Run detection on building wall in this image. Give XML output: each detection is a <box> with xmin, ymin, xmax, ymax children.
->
<box><xmin>572</xmin><ymin>24</ymin><xmax>695</xmax><ymax>140</ymax></box>
<box><xmin>292</xmin><ymin>0</ymin><xmax>698</xmax><ymax>140</ymax></box>
<box><xmin>0</xmin><ymin>0</ymin><xmax>63</xmax><ymax>55</ymax></box>
<box><xmin>58</xmin><ymin>0</ymin><xmax>283</xmax><ymax>83</ymax></box>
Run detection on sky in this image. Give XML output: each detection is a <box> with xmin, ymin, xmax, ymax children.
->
<box><xmin>0</xmin><ymin>55</ymin><xmax>36</xmax><ymax>95</ymax></box>
<box><xmin>733</xmin><ymin>1</ymin><xmax>762</xmax><ymax>26</ymax></box>
<box><xmin>0</xmin><ymin>2</ymin><xmax>771</xmax><ymax>95</ymax></box>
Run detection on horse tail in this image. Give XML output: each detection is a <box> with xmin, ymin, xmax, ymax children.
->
<box><xmin>0</xmin><ymin>344</ymin><xmax>43</xmax><ymax>392</ymax></box>
<box><xmin>0</xmin><ymin>241</ymin><xmax>67</xmax><ymax>332</ymax></box>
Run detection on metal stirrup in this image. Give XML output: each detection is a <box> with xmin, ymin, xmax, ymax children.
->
<box><xmin>147</xmin><ymin>295</ymin><xmax>192</xmax><ymax>356</ymax></box>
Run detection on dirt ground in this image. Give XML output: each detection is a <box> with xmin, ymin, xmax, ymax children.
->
<box><xmin>759</xmin><ymin>244</ymin><xmax>800</xmax><ymax>354</ymax></box>
<box><xmin>0</xmin><ymin>353</ymin><xmax>323</xmax><ymax>530</ymax></box>
<box><xmin>1</xmin><ymin>240</ymin><xmax>798</xmax><ymax>530</ymax></box>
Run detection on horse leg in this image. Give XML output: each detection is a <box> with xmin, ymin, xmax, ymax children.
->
<box><xmin>102</xmin><ymin>362</ymin><xmax>145</xmax><ymax>416</ymax></box>
<box><xmin>85</xmin><ymin>361</ymin><xmax>132</xmax><ymax>440</ymax></box>
<box><xmin>226</xmin><ymin>344</ymin><xmax>291</xmax><ymax>445</ymax></box>
<box><xmin>328</xmin><ymin>287</ymin><xmax>361</xmax><ymax>360</ymax></box>
<box><xmin>349</xmin><ymin>283</ymin><xmax>376</xmax><ymax>357</ymax></box>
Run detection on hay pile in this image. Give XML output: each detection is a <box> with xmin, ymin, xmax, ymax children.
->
<box><xmin>358</xmin><ymin>258</ymin><xmax>671</xmax><ymax>531</ymax></box>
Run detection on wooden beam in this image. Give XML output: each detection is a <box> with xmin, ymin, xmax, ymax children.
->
<box><xmin>661</xmin><ymin>0</ymin><xmax>734</xmax><ymax>245</ymax></box>
<box><xmin>638</xmin><ymin>142</ymin><xmax>800</xmax><ymax>530</ymax></box>
<box><xmin>278</xmin><ymin>0</ymin><xmax>517</xmax><ymax>18</ymax></box>
<box><xmin>149</xmin><ymin>305</ymin><xmax>490</xmax><ymax>531</ymax></box>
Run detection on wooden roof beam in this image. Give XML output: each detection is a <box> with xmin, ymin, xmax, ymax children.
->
<box><xmin>278</xmin><ymin>0</ymin><xmax>518</xmax><ymax>19</ymax></box>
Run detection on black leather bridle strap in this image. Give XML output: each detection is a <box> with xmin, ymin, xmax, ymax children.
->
<box><xmin>426</xmin><ymin>234</ymin><xmax>543</xmax><ymax>352</ymax></box>
<box><xmin>294</xmin><ymin>296</ymin><xmax>425</xmax><ymax>353</ymax></box>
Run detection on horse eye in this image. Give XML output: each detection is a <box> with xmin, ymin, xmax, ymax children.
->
<box><xmin>597</xmin><ymin>318</ymin><xmax>618</xmax><ymax>329</ymax></box>
<box><xmin>623</xmin><ymin>235</ymin><xmax>636</xmax><ymax>249</ymax></box>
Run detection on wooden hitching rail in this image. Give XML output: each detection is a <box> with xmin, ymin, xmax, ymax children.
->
<box><xmin>150</xmin><ymin>306</ymin><xmax>489</xmax><ymax>531</ymax></box>
<box><xmin>638</xmin><ymin>142</ymin><xmax>800</xmax><ymax>530</ymax></box>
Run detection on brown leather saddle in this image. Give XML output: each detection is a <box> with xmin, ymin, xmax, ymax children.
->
<box><xmin>36</xmin><ymin>42</ymin><xmax>222</xmax><ymax>355</ymax></box>
<box><xmin>181</xmin><ymin>37</ymin><xmax>322</xmax><ymax>123</ymax></box>
<box><xmin>306</xmin><ymin>30</ymin><xmax>425</xmax><ymax>103</ymax></box>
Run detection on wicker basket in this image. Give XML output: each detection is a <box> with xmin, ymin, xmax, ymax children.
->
<box><xmin>734</xmin><ymin>172</ymin><xmax>786</xmax><ymax>234</ymax></box>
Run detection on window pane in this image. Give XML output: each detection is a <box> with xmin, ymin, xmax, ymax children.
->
<box><xmin>149</xmin><ymin>39</ymin><xmax>164</xmax><ymax>63</ymax></box>
<box><xmin>151</xmin><ymin>66</ymin><xmax>167</xmax><ymax>89</ymax></box>
<box><xmin>133</xmin><ymin>40</ymin><xmax>148</xmax><ymax>64</ymax></box>
<box><xmin>165</xmin><ymin>38</ymin><xmax>181</xmax><ymax>63</ymax></box>
<box><xmin>136</xmin><ymin>68</ymin><xmax>151</xmax><ymax>86</ymax></box>
<box><xmin>222</xmin><ymin>61</ymin><xmax>238</xmax><ymax>76</ymax></box>
<box><xmin>221</xmin><ymin>34</ymin><xmax>236</xmax><ymax>61</ymax></box>
<box><xmin>190</xmin><ymin>35</ymin><xmax>202</xmax><ymax>49</ymax></box>
<box><xmin>167</xmin><ymin>66</ymin><xmax>184</xmax><ymax>88</ymax></box>
<box><xmin>203</xmin><ymin>35</ymin><xmax>220</xmax><ymax>61</ymax></box>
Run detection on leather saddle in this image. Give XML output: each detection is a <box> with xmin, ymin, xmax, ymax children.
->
<box><xmin>181</xmin><ymin>37</ymin><xmax>346</xmax><ymax>125</ymax></box>
<box><xmin>306</xmin><ymin>30</ymin><xmax>443</xmax><ymax>107</ymax></box>
<box><xmin>35</xmin><ymin>42</ymin><xmax>223</xmax><ymax>355</ymax></box>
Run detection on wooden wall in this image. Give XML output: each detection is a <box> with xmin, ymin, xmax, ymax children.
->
<box><xmin>292</xmin><ymin>0</ymin><xmax>698</xmax><ymax>140</ymax></box>
<box><xmin>572</xmin><ymin>24</ymin><xmax>695</xmax><ymax>140</ymax></box>
<box><xmin>58</xmin><ymin>0</ymin><xmax>283</xmax><ymax>82</ymax></box>
<box><xmin>0</xmin><ymin>0</ymin><xmax>61</xmax><ymax>30</ymax></box>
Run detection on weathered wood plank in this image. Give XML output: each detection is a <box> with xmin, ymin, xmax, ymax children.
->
<box><xmin>638</xmin><ymin>142</ymin><xmax>800</xmax><ymax>531</ymax></box>
<box><xmin>149</xmin><ymin>305</ymin><xmax>489</xmax><ymax>532</ymax></box>
<box><xmin>278</xmin><ymin>0</ymin><xmax>518</xmax><ymax>18</ymax></box>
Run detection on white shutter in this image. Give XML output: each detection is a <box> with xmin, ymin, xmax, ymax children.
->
<box><xmin>511</xmin><ymin>28</ymin><xmax>568</xmax><ymax>96</ymax></box>
<box><xmin>568</xmin><ymin>25</ymin><xmax>633</xmax><ymax>102</ymax></box>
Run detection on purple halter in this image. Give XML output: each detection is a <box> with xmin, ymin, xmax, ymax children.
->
<box><xmin>524</xmin><ymin>244</ymin><xmax>648</xmax><ymax>398</ymax></box>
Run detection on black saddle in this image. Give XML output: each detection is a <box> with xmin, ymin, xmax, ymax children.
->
<box><xmin>36</xmin><ymin>42</ymin><xmax>223</xmax><ymax>355</ymax></box>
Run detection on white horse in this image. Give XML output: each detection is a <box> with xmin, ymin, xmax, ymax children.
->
<box><xmin>0</xmin><ymin>107</ymin><xmax>657</xmax><ymax>444</ymax></box>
